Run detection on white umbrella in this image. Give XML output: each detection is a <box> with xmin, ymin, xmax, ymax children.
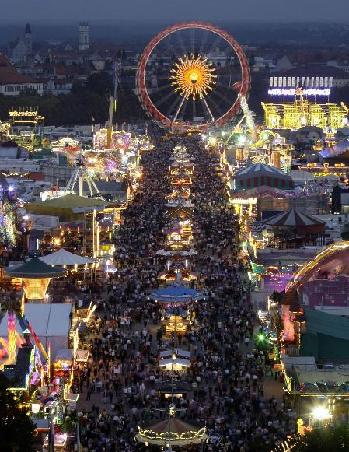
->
<box><xmin>179</xmin><ymin>250</ymin><xmax>197</xmax><ymax>256</ymax></box>
<box><xmin>40</xmin><ymin>248</ymin><xmax>93</xmax><ymax>266</ymax></box>
<box><xmin>156</xmin><ymin>249</ymin><xmax>173</xmax><ymax>256</ymax></box>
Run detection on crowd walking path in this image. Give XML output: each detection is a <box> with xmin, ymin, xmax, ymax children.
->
<box><xmin>74</xmin><ymin>135</ymin><xmax>294</xmax><ymax>452</ymax></box>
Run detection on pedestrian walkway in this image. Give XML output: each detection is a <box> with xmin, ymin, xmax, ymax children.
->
<box><xmin>72</xmin><ymin>135</ymin><xmax>294</xmax><ymax>451</ymax></box>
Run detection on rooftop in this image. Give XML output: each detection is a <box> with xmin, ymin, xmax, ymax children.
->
<box><xmin>6</xmin><ymin>257</ymin><xmax>65</xmax><ymax>278</ymax></box>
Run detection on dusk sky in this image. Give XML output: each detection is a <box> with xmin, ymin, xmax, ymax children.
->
<box><xmin>1</xmin><ymin>0</ymin><xmax>349</xmax><ymax>22</ymax></box>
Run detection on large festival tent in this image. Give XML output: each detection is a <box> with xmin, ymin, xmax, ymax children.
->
<box><xmin>25</xmin><ymin>194</ymin><xmax>106</xmax><ymax>221</ymax></box>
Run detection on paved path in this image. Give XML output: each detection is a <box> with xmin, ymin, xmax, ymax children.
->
<box><xmin>263</xmin><ymin>375</ymin><xmax>284</xmax><ymax>401</ymax></box>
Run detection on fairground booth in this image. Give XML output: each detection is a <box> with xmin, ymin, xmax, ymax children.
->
<box><xmin>150</xmin><ymin>283</ymin><xmax>203</xmax><ymax>336</ymax></box>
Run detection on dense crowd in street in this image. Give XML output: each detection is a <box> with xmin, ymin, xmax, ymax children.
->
<box><xmin>74</xmin><ymin>135</ymin><xmax>294</xmax><ymax>451</ymax></box>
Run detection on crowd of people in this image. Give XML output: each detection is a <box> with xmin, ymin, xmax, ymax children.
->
<box><xmin>74</xmin><ymin>135</ymin><xmax>294</xmax><ymax>451</ymax></box>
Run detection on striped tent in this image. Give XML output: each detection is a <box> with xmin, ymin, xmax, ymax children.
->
<box><xmin>234</xmin><ymin>163</ymin><xmax>294</xmax><ymax>191</ymax></box>
<box><xmin>264</xmin><ymin>208</ymin><xmax>325</xmax><ymax>235</ymax></box>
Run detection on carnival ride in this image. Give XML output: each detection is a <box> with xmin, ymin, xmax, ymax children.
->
<box><xmin>285</xmin><ymin>241</ymin><xmax>349</xmax><ymax>293</ymax></box>
<box><xmin>0</xmin><ymin>301</ymin><xmax>48</xmax><ymax>369</ymax></box>
<box><xmin>219</xmin><ymin>121</ymin><xmax>293</xmax><ymax>171</ymax></box>
<box><xmin>65</xmin><ymin>154</ymin><xmax>100</xmax><ymax>197</ymax></box>
<box><xmin>136</xmin><ymin>21</ymin><xmax>250</xmax><ymax>132</ymax></box>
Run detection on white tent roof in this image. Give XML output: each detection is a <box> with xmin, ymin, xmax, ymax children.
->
<box><xmin>281</xmin><ymin>355</ymin><xmax>316</xmax><ymax>371</ymax></box>
<box><xmin>289</xmin><ymin>170</ymin><xmax>315</xmax><ymax>182</ymax></box>
<box><xmin>159</xmin><ymin>358</ymin><xmax>190</xmax><ymax>367</ymax></box>
<box><xmin>0</xmin><ymin>303</ymin><xmax>72</xmax><ymax>337</ymax></box>
<box><xmin>156</xmin><ymin>250</ymin><xmax>173</xmax><ymax>256</ymax></box>
<box><xmin>166</xmin><ymin>200</ymin><xmax>194</xmax><ymax>208</ymax></box>
<box><xmin>54</xmin><ymin>348</ymin><xmax>73</xmax><ymax>361</ymax></box>
<box><xmin>30</xmin><ymin>303</ymin><xmax>72</xmax><ymax>336</ymax></box>
<box><xmin>156</xmin><ymin>249</ymin><xmax>197</xmax><ymax>256</ymax></box>
<box><xmin>40</xmin><ymin>248</ymin><xmax>93</xmax><ymax>266</ymax></box>
<box><xmin>159</xmin><ymin>349</ymin><xmax>191</xmax><ymax>359</ymax></box>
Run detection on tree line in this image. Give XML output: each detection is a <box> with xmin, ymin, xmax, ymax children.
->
<box><xmin>0</xmin><ymin>71</ymin><xmax>146</xmax><ymax>127</ymax></box>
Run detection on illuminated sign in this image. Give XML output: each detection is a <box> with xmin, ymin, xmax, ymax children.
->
<box><xmin>268</xmin><ymin>88</ymin><xmax>331</xmax><ymax>97</ymax></box>
<box><xmin>269</xmin><ymin>76</ymin><xmax>333</xmax><ymax>89</ymax></box>
<box><xmin>9</xmin><ymin>110</ymin><xmax>39</xmax><ymax>117</ymax></box>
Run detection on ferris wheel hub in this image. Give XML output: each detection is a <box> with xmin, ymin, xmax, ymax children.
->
<box><xmin>170</xmin><ymin>54</ymin><xmax>216</xmax><ymax>100</ymax></box>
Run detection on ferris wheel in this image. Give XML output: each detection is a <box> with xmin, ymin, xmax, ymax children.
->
<box><xmin>136</xmin><ymin>22</ymin><xmax>250</xmax><ymax>132</ymax></box>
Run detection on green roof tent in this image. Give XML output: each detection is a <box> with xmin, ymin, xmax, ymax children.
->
<box><xmin>300</xmin><ymin>307</ymin><xmax>349</xmax><ymax>361</ymax></box>
<box><xmin>6</xmin><ymin>257</ymin><xmax>65</xmax><ymax>278</ymax></box>
<box><xmin>25</xmin><ymin>194</ymin><xmax>107</xmax><ymax>221</ymax></box>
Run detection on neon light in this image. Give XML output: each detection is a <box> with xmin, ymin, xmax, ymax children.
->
<box><xmin>268</xmin><ymin>88</ymin><xmax>331</xmax><ymax>97</ymax></box>
<box><xmin>8</xmin><ymin>311</ymin><xmax>17</xmax><ymax>364</ymax></box>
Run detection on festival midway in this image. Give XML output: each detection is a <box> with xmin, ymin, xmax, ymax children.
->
<box><xmin>2</xmin><ymin>11</ymin><xmax>349</xmax><ymax>452</ymax></box>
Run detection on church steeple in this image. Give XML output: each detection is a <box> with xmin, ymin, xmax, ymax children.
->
<box><xmin>24</xmin><ymin>23</ymin><xmax>32</xmax><ymax>58</ymax></box>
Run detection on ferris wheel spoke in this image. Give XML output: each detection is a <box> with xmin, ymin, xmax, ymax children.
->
<box><xmin>167</xmin><ymin>94</ymin><xmax>183</xmax><ymax>120</ymax></box>
<box><xmin>215</xmin><ymin>80</ymin><xmax>241</xmax><ymax>91</ymax></box>
<box><xmin>152</xmin><ymin>83</ymin><xmax>173</xmax><ymax>94</ymax></box>
<box><xmin>161</xmin><ymin>34</ymin><xmax>180</xmax><ymax>60</ymax></box>
<box><xmin>164</xmin><ymin>39</ymin><xmax>181</xmax><ymax>60</ymax></box>
<box><xmin>211</xmin><ymin>87</ymin><xmax>234</xmax><ymax>112</ymax></box>
<box><xmin>206</xmin><ymin>93</ymin><xmax>221</xmax><ymax>116</ymax></box>
<box><xmin>199</xmin><ymin>29</ymin><xmax>211</xmax><ymax>55</ymax></box>
<box><xmin>190</xmin><ymin>28</ymin><xmax>196</xmax><ymax>54</ymax></box>
<box><xmin>156</xmin><ymin>90</ymin><xmax>177</xmax><ymax>108</ymax></box>
<box><xmin>192</xmin><ymin>98</ymin><xmax>196</xmax><ymax>121</ymax></box>
<box><xmin>172</xmin><ymin>96</ymin><xmax>186</xmax><ymax>124</ymax></box>
<box><xmin>181</xmin><ymin>98</ymin><xmax>189</xmax><ymax>118</ymax></box>
<box><xmin>205</xmin><ymin>92</ymin><xmax>223</xmax><ymax>118</ymax></box>
<box><xmin>214</xmin><ymin>83</ymin><xmax>233</xmax><ymax>100</ymax></box>
<box><xmin>213</xmin><ymin>84</ymin><xmax>237</xmax><ymax>108</ymax></box>
<box><xmin>174</xmin><ymin>31</ymin><xmax>189</xmax><ymax>59</ymax></box>
<box><xmin>206</xmin><ymin>34</ymin><xmax>223</xmax><ymax>60</ymax></box>
<box><xmin>201</xmin><ymin>96</ymin><xmax>215</xmax><ymax>122</ymax></box>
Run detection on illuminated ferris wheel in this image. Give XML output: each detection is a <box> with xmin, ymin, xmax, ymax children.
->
<box><xmin>136</xmin><ymin>22</ymin><xmax>250</xmax><ymax>132</ymax></box>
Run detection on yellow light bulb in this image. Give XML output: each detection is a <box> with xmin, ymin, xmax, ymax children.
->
<box><xmin>190</xmin><ymin>71</ymin><xmax>198</xmax><ymax>83</ymax></box>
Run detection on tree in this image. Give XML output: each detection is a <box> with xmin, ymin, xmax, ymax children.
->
<box><xmin>86</xmin><ymin>71</ymin><xmax>113</xmax><ymax>97</ymax></box>
<box><xmin>0</xmin><ymin>375</ymin><xmax>36</xmax><ymax>452</ymax></box>
<box><xmin>294</xmin><ymin>424</ymin><xmax>349</xmax><ymax>451</ymax></box>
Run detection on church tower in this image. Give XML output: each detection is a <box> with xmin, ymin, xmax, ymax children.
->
<box><xmin>24</xmin><ymin>23</ymin><xmax>32</xmax><ymax>59</ymax></box>
<box><xmin>78</xmin><ymin>23</ymin><xmax>90</xmax><ymax>52</ymax></box>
